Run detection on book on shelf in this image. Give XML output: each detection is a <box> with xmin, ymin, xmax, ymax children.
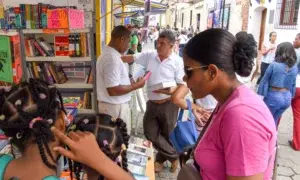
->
<box><xmin>25</xmin><ymin>34</ymin><xmax>89</xmax><ymax>58</ymax></box>
<box><xmin>0</xmin><ymin>3</ymin><xmax>88</xmax><ymax>30</ymax></box>
<box><xmin>27</xmin><ymin>62</ymin><xmax>68</xmax><ymax>84</ymax></box>
<box><xmin>0</xmin><ymin>34</ymin><xmax>22</xmax><ymax>85</ymax></box>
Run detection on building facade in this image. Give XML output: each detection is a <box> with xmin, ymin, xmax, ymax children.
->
<box><xmin>248</xmin><ymin>0</ymin><xmax>299</xmax><ymax>50</ymax></box>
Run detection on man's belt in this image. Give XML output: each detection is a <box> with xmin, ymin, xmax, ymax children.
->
<box><xmin>150</xmin><ymin>98</ymin><xmax>171</xmax><ymax>104</ymax></box>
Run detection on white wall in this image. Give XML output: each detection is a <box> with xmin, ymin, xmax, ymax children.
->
<box><xmin>228</xmin><ymin>2</ymin><xmax>243</xmax><ymax>35</ymax></box>
<box><xmin>249</xmin><ymin>0</ymin><xmax>300</xmax><ymax>45</ymax></box>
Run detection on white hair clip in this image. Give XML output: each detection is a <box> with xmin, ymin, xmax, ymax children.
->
<box><xmin>16</xmin><ymin>132</ymin><xmax>22</xmax><ymax>139</ymax></box>
<box><xmin>83</xmin><ymin>119</ymin><xmax>89</xmax><ymax>124</ymax></box>
<box><xmin>15</xmin><ymin>100</ymin><xmax>22</xmax><ymax>106</ymax></box>
<box><xmin>47</xmin><ymin>119</ymin><xmax>53</xmax><ymax>125</ymax></box>
<box><xmin>0</xmin><ymin>114</ymin><xmax>5</xmax><ymax>121</ymax></box>
<box><xmin>39</xmin><ymin>93</ymin><xmax>47</xmax><ymax>99</ymax></box>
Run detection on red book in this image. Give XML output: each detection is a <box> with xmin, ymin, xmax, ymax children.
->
<box><xmin>55</xmin><ymin>35</ymin><xmax>70</xmax><ymax>56</ymax></box>
<box><xmin>10</xmin><ymin>35</ymin><xmax>22</xmax><ymax>84</ymax></box>
<box><xmin>31</xmin><ymin>39</ymin><xmax>46</xmax><ymax>57</ymax></box>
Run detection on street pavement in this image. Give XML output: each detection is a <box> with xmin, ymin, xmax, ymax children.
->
<box><xmin>131</xmin><ymin>42</ymin><xmax>300</xmax><ymax>180</ymax></box>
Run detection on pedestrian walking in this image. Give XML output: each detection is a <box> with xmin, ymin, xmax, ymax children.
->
<box><xmin>258</xmin><ymin>42</ymin><xmax>298</xmax><ymax>126</ymax></box>
<box><xmin>291</xmin><ymin>33</ymin><xmax>300</xmax><ymax>151</ymax></box>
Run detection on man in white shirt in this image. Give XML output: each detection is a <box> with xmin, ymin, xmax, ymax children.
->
<box><xmin>122</xmin><ymin>30</ymin><xmax>185</xmax><ymax>173</ymax></box>
<box><xmin>97</xmin><ymin>26</ymin><xmax>146</xmax><ymax>135</ymax></box>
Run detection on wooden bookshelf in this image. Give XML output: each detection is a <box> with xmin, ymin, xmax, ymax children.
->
<box><xmin>26</xmin><ymin>56</ymin><xmax>92</xmax><ymax>62</ymax></box>
<box><xmin>53</xmin><ymin>77</ymin><xmax>93</xmax><ymax>89</ymax></box>
<box><xmin>78</xmin><ymin>109</ymin><xmax>95</xmax><ymax>114</ymax></box>
<box><xmin>0</xmin><ymin>30</ymin><xmax>19</xmax><ymax>36</ymax></box>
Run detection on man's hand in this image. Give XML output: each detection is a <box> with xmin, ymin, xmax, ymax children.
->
<box><xmin>132</xmin><ymin>77</ymin><xmax>146</xmax><ymax>90</ymax></box>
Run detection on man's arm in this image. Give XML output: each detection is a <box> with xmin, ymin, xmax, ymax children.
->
<box><xmin>121</xmin><ymin>55</ymin><xmax>135</xmax><ymax>63</ymax></box>
<box><xmin>107</xmin><ymin>77</ymin><xmax>145</xmax><ymax>96</ymax></box>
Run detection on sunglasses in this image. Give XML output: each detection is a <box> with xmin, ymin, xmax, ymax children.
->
<box><xmin>184</xmin><ymin>66</ymin><xmax>208</xmax><ymax>78</ymax></box>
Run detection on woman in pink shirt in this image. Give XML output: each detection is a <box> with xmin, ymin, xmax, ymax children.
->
<box><xmin>182</xmin><ymin>29</ymin><xmax>277</xmax><ymax>180</ymax></box>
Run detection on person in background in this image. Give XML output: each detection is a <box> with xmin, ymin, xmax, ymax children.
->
<box><xmin>256</xmin><ymin>32</ymin><xmax>277</xmax><ymax>85</ymax></box>
<box><xmin>178</xmin><ymin>28</ymin><xmax>276</xmax><ymax>180</ymax></box>
<box><xmin>72</xmin><ymin>114</ymin><xmax>130</xmax><ymax>180</ymax></box>
<box><xmin>258</xmin><ymin>42</ymin><xmax>297</xmax><ymax>127</ymax></box>
<box><xmin>160</xmin><ymin>85</ymin><xmax>216</xmax><ymax>128</ymax></box>
<box><xmin>235</xmin><ymin>32</ymin><xmax>259</xmax><ymax>89</ymax></box>
<box><xmin>178</xmin><ymin>30</ymin><xmax>189</xmax><ymax>57</ymax></box>
<box><xmin>96</xmin><ymin>26</ymin><xmax>146</xmax><ymax>135</ymax></box>
<box><xmin>122</xmin><ymin>30</ymin><xmax>185</xmax><ymax>173</ymax></box>
<box><xmin>153</xmin><ymin>28</ymin><xmax>160</xmax><ymax>49</ymax></box>
<box><xmin>291</xmin><ymin>33</ymin><xmax>300</xmax><ymax>151</ymax></box>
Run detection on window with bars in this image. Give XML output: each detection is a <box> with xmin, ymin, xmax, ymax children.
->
<box><xmin>275</xmin><ymin>0</ymin><xmax>300</xmax><ymax>29</ymax></box>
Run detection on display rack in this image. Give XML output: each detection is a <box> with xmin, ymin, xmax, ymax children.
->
<box><xmin>19</xmin><ymin>27</ymin><xmax>97</xmax><ymax>115</ymax></box>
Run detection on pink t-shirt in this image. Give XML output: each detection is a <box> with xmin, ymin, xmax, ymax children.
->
<box><xmin>195</xmin><ymin>85</ymin><xmax>277</xmax><ymax>180</ymax></box>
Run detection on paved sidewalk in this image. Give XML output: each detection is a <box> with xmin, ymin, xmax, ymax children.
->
<box><xmin>131</xmin><ymin>42</ymin><xmax>300</xmax><ymax>180</ymax></box>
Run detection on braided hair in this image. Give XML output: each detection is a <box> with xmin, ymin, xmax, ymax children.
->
<box><xmin>0</xmin><ymin>78</ymin><xmax>66</xmax><ymax>171</ymax></box>
<box><xmin>72</xmin><ymin>114</ymin><xmax>130</xmax><ymax>180</ymax></box>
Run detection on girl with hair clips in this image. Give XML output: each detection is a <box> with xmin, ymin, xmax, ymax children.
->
<box><xmin>71</xmin><ymin>114</ymin><xmax>130</xmax><ymax>180</ymax></box>
<box><xmin>0</xmin><ymin>79</ymin><xmax>134</xmax><ymax>180</ymax></box>
<box><xmin>258</xmin><ymin>42</ymin><xmax>298</xmax><ymax>127</ymax></box>
<box><xmin>177</xmin><ymin>29</ymin><xmax>276</xmax><ymax>180</ymax></box>
<box><xmin>0</xmin><ymin>78</ymin><xmax>67</xmax><ymax>179</ymax></box>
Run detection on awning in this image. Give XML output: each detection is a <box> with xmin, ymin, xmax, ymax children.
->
<box><xmin>114</xmin><ymin>9</ymin><xmax>167</xmax><ymax>18</ymax></box>
<box><xmin>120</xmin><ymin>0</ymin><xmax>168</xmax><ymax>9</ymax></box>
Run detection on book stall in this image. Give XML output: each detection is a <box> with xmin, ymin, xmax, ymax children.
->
<box><xmin>0</xmin><ymin>0</ymin><xmax>157</xmax><ymax>179</ymax></box>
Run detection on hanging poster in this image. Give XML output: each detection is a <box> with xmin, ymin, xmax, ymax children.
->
<box><xmin>213</xmin><ymin>10</ymin><xmax>221</xmax><ymax>28</ymax></box>
<box><xmin>144</xmin><ymin>0</ymin><xmax>151</xmax><ymax>16</ymax></box>
<box><xmin>207</xmin><ymin>12</ymin><xmax>213</xmax><ymax>29</ymax></box>
<box><xmin>222</xmin><ymin>7</ymin><xmax>230</xmax><ymax>30</ymax></box>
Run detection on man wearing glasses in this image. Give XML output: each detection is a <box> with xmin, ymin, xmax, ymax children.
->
<box><xmin>122</xmin><ymin>30</ymin><xmax>185</xmax><ymax>173</ymax></box>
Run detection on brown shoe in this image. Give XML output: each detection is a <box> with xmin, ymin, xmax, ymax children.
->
<box><xmin>154</xmin><ymin>162</ymin><xmax>164</xmax><ymax>173</ymax></box>
<box><xmin>170</xmin><ymin>159</ymin><xmax>179</xmax><ymax>172</ymax></box>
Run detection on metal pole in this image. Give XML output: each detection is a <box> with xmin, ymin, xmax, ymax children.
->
<box><xmin>221</xmin><ymin>0</ymin><xmax>226</xmax><ymax>29</ymax></box>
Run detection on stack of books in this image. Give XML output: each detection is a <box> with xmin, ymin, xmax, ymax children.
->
<box><xmin>127</xmin><ymin>137</ymin><xmax>154</xmax><ymax>180</ymax></box>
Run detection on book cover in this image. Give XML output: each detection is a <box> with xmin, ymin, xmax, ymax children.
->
<box><xmin>25</xmin><ymin>4</ymin><xmax>31</xmax><ymax>29</ymax></box>
<box><xmin>55</xmin><ymin>35</ymin><xmax>70</xmax><ymax>56</ymax></box>
<box><xmin>149</xmin><ymin>81</ymin><xmax>177</xmax><ymax>91</ymax></box>
<box><xmin>0</xmin><ymin>35</ymin><xmax>13</xmax><ymax>83</ymax></box>
<box><xmin>128</xmin><ymin>163</ymin><xmax>146</xmax><ymax>176</ymax></box>
<box><xmin>19</xmin><ymin>4</ymin><xmax>26</xmax><ymax>29</ymax></box>
<box><xmin>36</xmin><ymin>37</ymin><xmax>54</xmax><ymax>56</ymax></box>
<box><xmin>127</xmin><ymin>151</ymin><xmax>148</xmax><ymax>167</ymax></box>
<box><xmin>13</xmin><ymin>7</ymin><xmax>22</xmax><ymax>28</ymax></box>
<box><xmin>41</xmin><ymin>4</ymin><xmax>48</xmax><ymax>28</ymax></box>
<box><xmin>6</xmin><ymin>8</ymin><xmax>16</xmax><ymax>29</ymax></box>
<box><xmin>43</xmin><ymin>63</ymin><xmax>54</xmax><ymax>85</ymax></box>
<box><xmin>31</xmin><ymin>62</ymin><xmax>40</xmax><ymax>78</ymax></box>
<box><xmin>48</xmin><ymin>63</ymin><xmax>59</xmax><ymax>83</ymax></box>
<box><xmin>24</xmin><ymin>39</ymin><xmax>32</xmax><ymax>57</ymax></box>
<box><xmin>0</xmin><ymin>4</ymin><xmax>4</xmax><ymax>29</ymax></box>
<box><xmin>10</xmin><ymin>35</ymin><xmax>22</xmax><ymax>83</ymax></box>
<box><xmin>32</xmin><ymin>39</ymin><xmax>46</xmax><ymax>57</ymax></box>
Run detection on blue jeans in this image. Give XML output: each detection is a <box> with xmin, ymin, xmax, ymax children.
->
<box><xmin>264</xmin><ymin>90</ymin><xmax>291</xmax><ymax>126</ymax></box>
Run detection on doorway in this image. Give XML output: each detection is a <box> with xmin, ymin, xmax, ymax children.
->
<box><xmin>252</xmin><ymin>7</ymin><xmax>267</xmax><ymax>50</ymax></box>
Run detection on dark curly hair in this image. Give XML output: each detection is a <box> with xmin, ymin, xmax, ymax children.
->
<box><xmin>0</xmin><ymin>78</ymin><xmax>66</xmax><ymax>171</ymax></box>
<box><xmin>70</xmin><ymin>114</ymin><xmax>130</xmax><ymax>180</ymax></box>
<box><xmin>275</xmin><ymin>42</ymin><xmax>297</xmax><ymax>68</ymax></box>
<box><xmin>184</xmin><ymin>29</ymin><xmax>257</xmax><ymax>77</ymax></box>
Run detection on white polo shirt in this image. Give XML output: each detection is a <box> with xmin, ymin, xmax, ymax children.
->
<box><xmin>134</xmin><ymin>51</ymin><xmax>185</xmax><ymax>100</ymax></box>
<box><xmin>96</xmin><ymin>46</ymin><xmax>131</xmax><ymax>104</ymax></box>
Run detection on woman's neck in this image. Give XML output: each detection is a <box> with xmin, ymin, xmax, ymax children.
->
<box><xmin>211</xmin><ymin>79</ymin><xmax>241</xmax><ymax>105</ymax></box>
